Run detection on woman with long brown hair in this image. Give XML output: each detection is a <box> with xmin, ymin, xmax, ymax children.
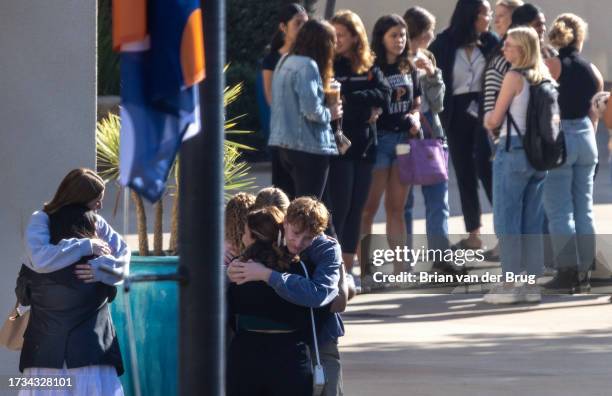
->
<box><xmin>260</xmin><ymin>3</ymin><xmax>308</xmax><ymax>198</ymax></box>
<box><xmin>326</xmin><ymin>9</ymin><xmax>391</xmax><ymax>289</ymax></box>
<box><xmin>226</xmin><ymin>206</ymin><xmax>312</xmax><ymax>395</ymax></box>
<box><xmin>360</xmin><ymin>14</ymin><xmax>421</xmax><ymax>277</ymax></box>
<box><xmin>25</xmin><ymin>168</ymin><xmax>129</xmax><ymax>280</ymax></box>
<box><xmin>268</xmin><ymin>19</ymin><xmax>343</xmax><ymax>200</ymax></box>
<box><xmin>21</xmin><ymin>168</ymin><xmax>129</xmax><ymax>394</ymax></box>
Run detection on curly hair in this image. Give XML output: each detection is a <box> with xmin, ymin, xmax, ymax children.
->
<box><xmin>292</xmin><ymin>19</ymin><xmax>336</xmax><ymax>90</ymax></box>
<box><xmin>331</xmin><ymin>10</ymin><xmax>374</xmax><ymax>74</ymax></box>
<box><xmin>225</xmin><ymin>192</ymin><xmax>256</xmax><ymax>253</ymax></box>
<box><xmin>548</xmin><ymin>13</ymin><xmax>587</xmax><ymax>49</ymax></box>
<box><xmin>240</xmin><ymin>206</ymin><xmax>299</xmax><ymax>271</ymax></box>
<box><xmin>371</xmin><ymin>14</ymin><xmax>413</xmax><ymax>74</ymax></box>
<box><xmin>285</xmin><ymin>197</ymin><xmax>329</xmax><ymax>235</ymax></box>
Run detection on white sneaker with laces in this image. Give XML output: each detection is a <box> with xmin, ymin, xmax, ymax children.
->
<box><xmin>522</xmin><ymin>284</ymin><xmax>542</xmax><ymax>303</ymax></box>
<box><xmin>483</xmin><ymin>283</ymin><xmax>524</xmax><ymax>304</ymax></box>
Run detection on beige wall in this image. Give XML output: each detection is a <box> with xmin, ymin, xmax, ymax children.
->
<box><xmin>316</xmin><ymin>0</ymin><xmax>611</xmax><ymax>80</ymax></box>
<box><xmin>0</xmin><ymin>0</ymin><xmax>96</xmax><ymax>373</ymax></box>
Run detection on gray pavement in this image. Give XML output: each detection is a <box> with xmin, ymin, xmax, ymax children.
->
<box><xmin>341</xmin><ymin>293</ymin><xmax>612</xmax><ymax>396</ymax></box>
<box><xmin>100</xmin><ymin>122</ymin><xmax>612</xmax><ymax>395</ymax></box>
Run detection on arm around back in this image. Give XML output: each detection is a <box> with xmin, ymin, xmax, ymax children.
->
<box><xmin>25</xmin><ymin>211</ymin><xmax>93</xmax><ymax>273</ymax></box>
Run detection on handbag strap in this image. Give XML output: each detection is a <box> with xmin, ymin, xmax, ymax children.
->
<box><xmin>299</xmin><ymin>261</ymin><xmax>321</xmax><ymax>366</ymax></box>
<box><xmin>419</xmin><ymin>112</ymin><xmax>435</xmax><ymax>139</ymax></box>
<box><xmin>505</xmin><ymin>111</ymin><xmax>523</xmax><ymax>152</ymax></box>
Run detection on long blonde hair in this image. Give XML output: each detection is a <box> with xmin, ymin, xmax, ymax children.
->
<box><xmin>506</xmin><ymin>26</ymin><xmax>552</xmax><ymax>84</ymax></box>
<box><xmin>331</xmin><ymin>10</ymin><xmax>374</xmax><ymax>74</ymax></box>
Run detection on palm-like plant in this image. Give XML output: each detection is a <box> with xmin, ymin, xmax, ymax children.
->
<box><xmin>96</xmin><ymin>81</ymin><xmax>255</xmax><ymax>256</ymax></box>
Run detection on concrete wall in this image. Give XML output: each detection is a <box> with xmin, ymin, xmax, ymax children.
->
<box><xmin>0</xmin><ymin>0</ymin><xmax>96</xmax><ymax>373</ymax></box>
<box><xmin>315</xmin><ymin>0</ymin><xmax>612</xmax><ymax>80</ymax></box>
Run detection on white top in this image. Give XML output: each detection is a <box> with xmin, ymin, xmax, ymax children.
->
<box><xmin>500</xmin><ymin>76</ymin><xmax>530</xmax><ymax>138</ymax></box>
<box><xmin>452</xmin><ymin>47</ymin><xmax>486</xmax><ymax>95</ymax></box>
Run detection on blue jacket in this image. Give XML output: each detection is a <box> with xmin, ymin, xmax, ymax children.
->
<box><xmin>268</xmin><ymin>234</ymin><xmax>344</xmax><ymax>345</ymax></box>
<box><xmin>268</xmin><ymin>55</ymin><xmax>338</xmax><ymax>155</ymax></box>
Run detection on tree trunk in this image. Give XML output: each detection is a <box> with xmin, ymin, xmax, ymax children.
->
<box><xmin>131</xmin><ymin>190</ymin><xmax>149</xmax><ymax>256</ymax></box>
<box><xmin>169</xmin><ymin>194</ymin><xmax>179</xmax><ymax>254</ymax></box>
<box><xmin>153</xmin><ymin>199</ymin><xmax>163</xmax><ymax>255</ymax></box>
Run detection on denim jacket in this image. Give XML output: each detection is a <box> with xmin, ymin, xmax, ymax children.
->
<box><xmin>268</xmin><ymin>55</ymin><xmax>338</xmax><ymax>155</ymax></box>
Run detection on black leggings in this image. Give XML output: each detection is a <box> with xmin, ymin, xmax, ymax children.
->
<box><xmin>446</xmin><ymin>94</ymin><xmax>493</xmax><ymax>232</ymax></box>
<box><xmin>271</xmin><ymin>147</ymin><xmax>295</xmax><ymax>199</ymax></box>
<box><xmin>227</xmin><ymin>331</ymin><xmax>312</xmax><ymax>396</ymax></box>
<box><xmin>326</xmin><ymin>157</ymin><xmax>374</xmax><ymax>254</ymax></box>
<box><xmin>278</xmin><ymin>148</ymin><xmax>330</xmax><ymax>200</ymax></box>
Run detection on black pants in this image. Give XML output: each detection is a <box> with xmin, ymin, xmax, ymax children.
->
<box><xmin>278</xmin><ymin>148</ymin><xmax>330</xmax><ymax>200</ymax></box>
<box><xmin>446</xmin><ymin>94</ymin><xmax>493</xmax><ymax>232</ymax></box>
<box><xmin>271</xmin><ymin>147</ymin><xmax>295</xmax><ymax>199</ymax></box>
<box><xmin>227</xmin><ymin>331</ymin><xmax>312</xmax><ymax>396</ymax></box>
<box><xmin>326</xmin><ymin>157</ymin><xmax>374</xmax><ymax>254</ymax></box>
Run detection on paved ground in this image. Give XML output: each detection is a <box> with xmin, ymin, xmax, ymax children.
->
<box><xmin>103</xmin><ymin>123</ymin><xmax>612</xmax><ymax>396</ymax></box>
<box><xmin>341</xmin><ymin>292</ymin><xmax>612</xmax><ymax>396</ymax></box>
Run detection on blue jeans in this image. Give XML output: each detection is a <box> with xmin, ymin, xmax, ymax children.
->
<box><xmin>493</xmin><ymin>136</ymin><xmax>546</xmax><ymax>276</ymax></box>
<box><xmin>404</xmin><ymin>180</ymin><xmax>450</xmax><ymax>251</ymax></box>
<box><xmin>543</xmin><ymin>117</ymin><xmax>597</xmax><ymax>272</ymax></box>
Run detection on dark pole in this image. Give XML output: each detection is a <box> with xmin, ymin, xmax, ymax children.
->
<box><xmin>179</xmin><ymin>0</ymin><xmax>225</xmax><ymax>395</ymax></box>
<box><xmin>324</xmin><ymin>0</ymin><xmax>336</xmax><ymax>19</ymax></box>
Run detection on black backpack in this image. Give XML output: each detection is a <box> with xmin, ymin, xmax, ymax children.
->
<box><xmin>506</xmin><ymin>78</ymin><xmax>566</xmax><ymax>171</ymax></box>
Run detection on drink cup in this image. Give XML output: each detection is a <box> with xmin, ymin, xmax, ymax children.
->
<box><xmin>325</xmin><ymin>80</ymin><xmax>341</xmax><ymax>105</ymax></box>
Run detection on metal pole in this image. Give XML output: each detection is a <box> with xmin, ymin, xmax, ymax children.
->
<box><xmin>179</xmin><ymin>0</ymin><xmax>225</xmax><ymax>394</ymax></box>
<box><xmin>324</xmin><ymin>0</ymin><xmax>336</xmax><ymax>19</ymax></box>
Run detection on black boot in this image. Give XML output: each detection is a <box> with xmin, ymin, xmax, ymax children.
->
<box><xmin>542</xmin><ymin>268</ymin><xmax>576</xmax><ymax>293</ymax></box>
<box><xmin>573</xmin><ymin>271</ymin><xmax>591</xmax><ymax>294</ymax></box>
<box><xmin>432</xmin><ymin>260</ymin><xmax>467</xmax><ymax>276</ymax></box>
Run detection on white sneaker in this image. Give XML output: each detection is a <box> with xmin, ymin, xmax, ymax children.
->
<box><xmin>345</xmin><ymin>274</ymin><xmax>357</xmax><ymax>300</ymax></box>
<box><xmin>521</xmin><ymin>284</ymin><xmax>542</xmax><ymax>303</ymax></box>
<box><xmin>483</xmin><ymin>284</ymin><xmax>524</xmax><ymax>304</ymax></box>
<box><xmin>353</xmin><ymin>275</ymin><xmax>362</xmax><ymax>295</ymax></box>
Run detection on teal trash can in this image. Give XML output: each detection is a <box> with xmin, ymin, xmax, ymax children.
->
<box><xmin>110</xmin><ymin>255</ymin><xmax>179</xmax><ymax>396</ymax></box>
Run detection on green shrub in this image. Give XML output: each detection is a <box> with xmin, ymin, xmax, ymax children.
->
<box><xmin>226</xmin><ymin>0</ymin><xmax>319</xmax><ymax>158</ymax></box>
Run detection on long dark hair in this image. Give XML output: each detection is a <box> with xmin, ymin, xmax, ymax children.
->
<box><xmin>269</xmin><ymin>3</ymin><xmax>307</xmax><ymax>53</ymax></box>
<box><xmin>240</xmin><ymin>206</ymin><xmax>298</xmax><ymax>271</ymax></box>
<box><xmin>44</xmin><ymin>168</ymin><xmax>105</xmax><ymax>215</ymax></box>
<box><xmin>49</xmin><ymin>204</ymin><xmax>97</xmax><ymax>245</ymax></box>
<box><xmin>291</xmin><ymin>19</ymin><xmax>336</xmax><ymax>90</ymax></box>
<box><xmin>371</xmin><ymin>14</ymin><xmax>413</xmax><ymax>74</ymax></box>
<box><xmin>448</xmin><ymin>0</ymin><xmax>487</xmax><ymax>47</ymax></box>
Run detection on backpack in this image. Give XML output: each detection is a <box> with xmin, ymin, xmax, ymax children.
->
<box><xmin>506</xmin><ymin>78</ymin><xmax>566</xmax><ymax>171</ymax></box>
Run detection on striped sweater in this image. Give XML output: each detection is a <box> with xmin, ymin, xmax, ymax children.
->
<box><xmin>483</xmin><ymin>53</ymin><xmax>511</xmax><ymax>114</ymax></box>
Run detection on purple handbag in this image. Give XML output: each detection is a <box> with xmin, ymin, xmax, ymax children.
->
<box><xmin>397</xmin><ymin>113</ymin><xmax>448</xmax><ymax>186</ymax></box>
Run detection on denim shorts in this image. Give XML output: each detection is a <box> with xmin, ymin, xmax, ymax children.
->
<box><xmin>374</xmin><ymin>131</ymin><xmax>407</xmax><ymax>170</ymax></box>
